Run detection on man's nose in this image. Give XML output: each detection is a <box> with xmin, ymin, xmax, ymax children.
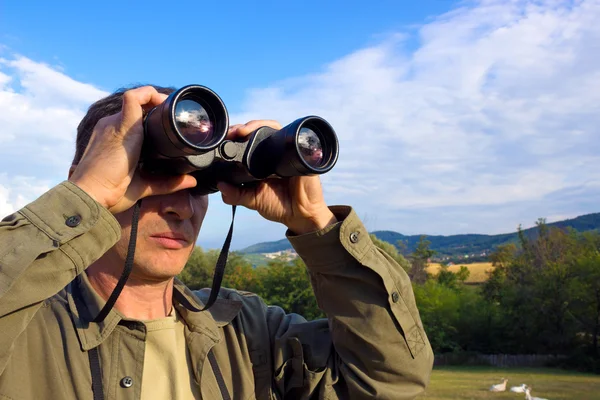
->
<box><xmin>159</xmin><ymin>190</ymin><xmax>194</xmax><ymax>220</ymax></box>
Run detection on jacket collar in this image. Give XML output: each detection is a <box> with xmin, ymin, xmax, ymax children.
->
<box><xmin>67</xmin><ymin>272</ymin><xmax>242</xmax><ymax>351</ymax></box>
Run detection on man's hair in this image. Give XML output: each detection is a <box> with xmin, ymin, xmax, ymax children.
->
<box><xmin>73</xmin><ymin>84</ymin><xmax>176</xmax><ymax>165</ymax></box>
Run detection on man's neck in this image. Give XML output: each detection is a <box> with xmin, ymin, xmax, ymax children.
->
<box><xmin>86</xmin><ymin>264</ymin><xmax>174</xmax><ymax>320</ymax></box>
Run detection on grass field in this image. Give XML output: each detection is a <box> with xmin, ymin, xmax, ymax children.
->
<box><xmin>419</xmin><ymin>366</ymin><xmax>600</xmax><ymax>400</ymax></box>
<box><xmin>427</xmin><ymin>262</ymin><xmax>495</xmax><ymax>283</ymax></box>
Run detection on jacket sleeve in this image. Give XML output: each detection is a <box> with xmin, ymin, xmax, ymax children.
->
<box><xmin>0</xmin><ymin>181</ymin><xmax>121</xmax><ymax>373</ymax></box>
<box><xmin>266</xmin><ymin>206</ymin><xmax>434</xmax><ymax>400</ymax></box>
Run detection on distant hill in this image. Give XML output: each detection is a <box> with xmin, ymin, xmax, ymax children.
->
<box><xmin>241</xmin><ymin>238</ymin><xmax>292</xmax><ymax>254</ymax></box>
<box><xmin>239</xmin><ymin>212</ymin><xmax>600</xmax><ymax>261</ymax></box>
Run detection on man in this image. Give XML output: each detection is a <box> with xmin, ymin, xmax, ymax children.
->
<box><xmin>0</xmin><ymin>85</ymin><xmax>433</xmax><ymax>399</ymax></box>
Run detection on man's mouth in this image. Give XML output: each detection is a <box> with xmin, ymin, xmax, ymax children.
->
<box><xmin>149</xmin><ymin>232</ymin><xmax>190</xmax><ymax>249</ymax></box>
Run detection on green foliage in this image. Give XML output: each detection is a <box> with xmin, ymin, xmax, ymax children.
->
<box><xmin>414</xmin><ymin>280</ymin><xmax>461</xmax><ymax>352</ymax></box>
<box><xmin>567</xmin><ymin>251</ymin><xmax>600</xmax><ymax>357</ymax></box>
<box><xmin>488</xmin><ymin>243</ymin><xmax>517</xmax><ymax>269</ymax></box>
<box><xmin>456</xmin><ymin>266</ymin><xmax>470</xmax><ymax>282</ymax></box>
<box><xmin>254</xmin><ymin>258</ymin><xmax>324</xmax><ymax>320</ymax></box>
<box><xmin>411</xmin><ymin>220</ymin><xmax>600</xmax><ymax>370</ymax></box>
<box><xmin>182</xmin><ymin>224</ymin><xmax>600</xmax><ymax>372</ymax></box>
<box><xmin>477</xmin><ymin>222</ymin><xmax>600</xmax><ymax>364</ymax></box>
<box><xmin>370</xmin><ymin>234</ymin><xmax>411</xmax><ymax>272</ymax></box>
<box><xmin>436</xmin><ymin>264</ymin><xmax>470</xmax><ymax>290</ymax></box>
<box><xmin>177</xmin><ymin>246</ymin><xmax>215</xmax><ymax>290</ymax></box>
<box><xmin>179</xmin><ymin>250</ymin><xmax>324</xmax><ymax>320</ymax></box>
<box><xmin>409</xmin><ymin>235</ymin><xmax>434</xmax><ymax>284</ymax></box>
<box><xmin>179</xmin><ymin>248</ymin><xmax>253</xmax><ymax>290</ymax></box>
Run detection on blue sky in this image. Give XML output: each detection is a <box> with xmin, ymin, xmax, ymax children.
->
<box><xmin>1</xmin><ymin>0</ymin><xmax>599</xmax><ymax>250</ymax></box>
<box><xmin>0</xmin><ymin>0</ymin><xmax>457</xmax><ymax>110</ymax></box>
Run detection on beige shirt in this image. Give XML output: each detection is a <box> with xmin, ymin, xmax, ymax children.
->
<box><xmin>140</xmin><ymin>310</ymin><xmax>200</xmax><ymax>399</ymax></box>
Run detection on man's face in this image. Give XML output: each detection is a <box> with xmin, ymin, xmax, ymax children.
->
<box><xmin>110</xmin><ymin>189</ymin><xmax>208</xmax><ymax>281</ymax></box>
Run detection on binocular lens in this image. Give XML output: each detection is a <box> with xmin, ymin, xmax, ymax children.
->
<box><xmin>175</xmin><ymin>99</ymin><xmax>214</xmax><ymax>146</ymax></box>
<box><xmin>298</xmin><ymin>127</ymin><xmax>324</xmax><ymax>168</ymax></box>
<box><xmin>143</xmin><ymin>85</ymin><xmax>338</xmax><ymax>187</ymax></box>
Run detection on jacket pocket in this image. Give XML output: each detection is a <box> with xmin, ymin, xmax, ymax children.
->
<box><xmin>273</xmin><ymin>337</ymin><xmax>330</xmax><ymax>400</ymax></box>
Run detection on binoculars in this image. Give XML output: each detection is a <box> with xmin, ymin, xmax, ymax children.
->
<box><xmin>142</xmin><ymin>85</ymin><xmax>339</xmax><ymax>195</ymax></box>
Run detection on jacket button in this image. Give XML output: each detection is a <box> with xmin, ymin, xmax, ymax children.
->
<box><xmin>120</xmin><ymin>376</ymin><xmax>133</xmax><ymax>388</ymax></box>
<box><xmin>65</xmin><ymin>215</ymin><xmax>81</xmax><ymax>227</ymax></box>
<box><xmin>349</xmin><ymin>231</ymin><xmax>360</xmax><ymax>243</ymax></box>
<box><xmin>392</xmin><ymin>292</ymin><xmax>400</xmax><ymax>303</ymax></box>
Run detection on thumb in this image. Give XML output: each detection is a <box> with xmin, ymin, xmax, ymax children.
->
<box><xmin>217</xmin><ymin>181</ymin><xmax>258</xmax><ymax>210</ymax></box>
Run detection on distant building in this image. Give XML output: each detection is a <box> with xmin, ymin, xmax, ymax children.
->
<box><xmin>263</xmin><ymin>249</ymin><xmax>298</xmax><ymax>261</ymax></box>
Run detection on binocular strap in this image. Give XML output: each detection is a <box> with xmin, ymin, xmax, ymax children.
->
<box><xmin>93</xmin><ymin>200</ymin><xmax>142</xmax><ymax>323</ymax></box>
<box><xmin>88</xmin><ymin>201</ymin><xmax>237</xmax><ymax>399</ymax></box>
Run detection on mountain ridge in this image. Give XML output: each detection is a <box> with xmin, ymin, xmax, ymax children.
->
<box><xmin>239</xmin><ymin>212</ymin><xmax>600</xmax><ymax>260</ymax></box>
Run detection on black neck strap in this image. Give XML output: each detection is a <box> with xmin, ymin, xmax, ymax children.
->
<box><xmin>93</xmin><ymin>201</ymin><xmax>237</xmax><ymax>321</ymax></box>
<box><xmin>93</xmin><ymin>200</ymin><xmax>142</xmax><ymax>323</ymax></box>
<box><xmin>89</xmin><ymin>201</ymin><xmax>237</xmax><ymax>400</ymax></box>
<box><xmin>200</xmin><ymin>204</ymin><xmax>236</xmax><ymax>310</ymax></box>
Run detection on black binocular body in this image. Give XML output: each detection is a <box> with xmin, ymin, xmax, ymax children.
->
<box><xmin>141</xmin><ymin>85</ymin><xmax>339</xmax><ymax>195</ymax></box>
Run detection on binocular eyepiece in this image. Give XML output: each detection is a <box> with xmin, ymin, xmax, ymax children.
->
<box><xmin>141</xmin><ymin>85</ymin><xmax>339</xmax><ymax>195</ymax></box>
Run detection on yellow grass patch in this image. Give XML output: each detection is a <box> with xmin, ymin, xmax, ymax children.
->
<box><xmin>426</xmin><ymin>262</ymin><xmax>495</xmax><ymax>283</ymax></box>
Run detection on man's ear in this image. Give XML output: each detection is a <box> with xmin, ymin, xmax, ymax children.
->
<box><xmin>68</xmin><ymin>164</ymin><xmax>77</xmax><ymax>179</ymax></box>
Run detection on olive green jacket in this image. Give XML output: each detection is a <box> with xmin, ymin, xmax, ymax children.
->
<box><xmin>0</xmin><ymin>181</ymin><xmax>433</xmax><ymax>400</ymax></box>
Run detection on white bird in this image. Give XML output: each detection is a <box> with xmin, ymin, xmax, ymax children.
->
<box><xmin>510</xmin><ymin>384</ymin><xmax>527</xmax><ymax>393</ymax></box>
<box><xmin>525</xmin><ymin>386</ymin><xmax>549</xmax><ymax>400</ymax></box>
<box><xmin>489</xmin><ymin>378</ymin><xmax>508</xmax><ymax>392</ymax></box>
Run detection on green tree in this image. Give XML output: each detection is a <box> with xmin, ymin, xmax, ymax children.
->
<box><xmin>222</xmin><ymin>263</ymin><xmax>260</xmax><ymax>293</ymax></box>
<box><xmin>567</xmin><ymin>249</ymin><xmax>600</xmax><ymax>356</ymax></box>
<box><xmin>254</xmin><ymin>258</ymin><xmax>323</xmax><ymax>320</ymax></box>
<box><xmin>179</xmin><ymin>247</ymin><xmax>253</xmax><ymax>291</ymax></box>
<box><xmin>178</xmin><ymin>246</ymin><xmax>215</xmax><ymax>289</ymax></box>
<box><xmin>413</xmin><ymin>280</ymin><xmax>461</xmax><ymax>352</ymax></box>
<box><xmin>489</xmin><ymin>243</ymin><xmax>517</xmax><ymax>269</ymax></box>
<box><xmin>436</xmin><ymin>265</ymin><xmax>470</xmax><ymax>290</ymax></box>
<box><xmin>436</xmin><ymin>264</ymin><xmax>458</xmax><ymax>289</ymax></box>
<box><xmin>396</xmin><ymin>239</ymin><xmax>408</xmax><ymax>256</ymax></box>
<box><xmin>456</xmin><ymin>266</ymin><xmax>470</xmax><ymax>283</ymax></box>
<box><xmin>482</xmin><ymin>221</ymin><xmax>592</xmax><ymax>354</ymax></box>
<box><xmin>370</xmin><ymin>234</ymin><xmax>411</xmax><ymax>272</ymax></box>
<box><xmin>410</xmin><ymin>235</ymin><xmax>434</xmax><ymax>284</ymax></box>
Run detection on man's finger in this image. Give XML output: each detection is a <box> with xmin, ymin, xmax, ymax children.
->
<box><xmin>121</xmin><ymin>86</ymin><xmax>166</xmax><ymax>131</ymax></box>
<box><xmin>217</xmin><ymin>181</ymin><xmax>258</xmax><ymax>210</ymax></box>
<box><xmin>227</xmin><ymin>120</ymin><xmax>282</xmax><ymax>140</ymax></box>
<box><xmin>225</xmin><ymin>124</ymin><xmax>245</xmax><ymax>141</ymax></box>
<box><xmin>142</xmin><ymin>93</ymin><xmax>169</xmax><ymax>112</ymax></box>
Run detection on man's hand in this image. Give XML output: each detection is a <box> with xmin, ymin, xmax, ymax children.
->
<box><xmin>217</xmin><ymin>120</ymin><xmax>337</xmax><ymax>235</ymax></box>
<box><xmin>69</xmin><ymin>86</ymin><xmax>197</xmax><ymax>214</ymax></box>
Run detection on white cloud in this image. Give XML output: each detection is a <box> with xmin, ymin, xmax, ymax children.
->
<box><xmin>228</xmin><ymin>0</ymin><xmax>600</xmax><ymax>238</ymax></box>
<box><xmin>0</xmin><ymin>54</ymin><xmax>108</xmax><ymax>217</ymax></box>
<box><xmin>1</xmin><ymin>56</ymin><xmax>107</xmax><ymax>107</ymax></box>
<box><xmin>0</xmin><ymin>174</ymin><xmax>52</xmax><ymax>218</ymax></box>
<box><xmin>0</xmin><ymin>55</ymin><xmax>108</xmax><ymax>193</ymax></box>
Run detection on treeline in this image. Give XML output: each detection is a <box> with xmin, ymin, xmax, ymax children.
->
<box><xmin>178</xmin><ymin>249</ymin><xmax>323</xmax><ymax>320</ymax></box>
<box><xmin>178</xmin><ymin>220</ymin><xmax>600</xmax><ymax>372</ymax></box>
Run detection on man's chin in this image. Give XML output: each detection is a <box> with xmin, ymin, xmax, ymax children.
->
<box><xmin>134</xmin><ymin>269</ymin><xmax>185</xmax><ymax>283</ymax></box>
<box><xmin>134</xmin><ymin>261</ymin><xmax>187</xmax><ymax>282</ymax></box>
